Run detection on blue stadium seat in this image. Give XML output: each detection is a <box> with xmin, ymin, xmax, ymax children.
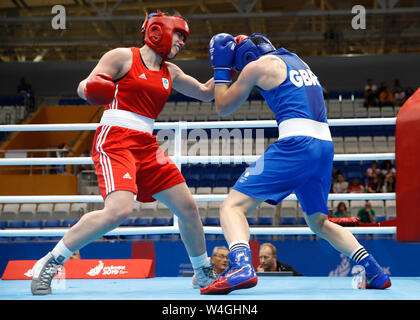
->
<box><xmin>186</xmin><ymin>174</ymin><xmax>200</xmax><ymax>188</ymax></box>
<box><xmin>297</xmin><ymin>217</ymin><xmax>306</xmax><ymax>225</ymax></box>
<box><xmin>257</xmin><ymin>217</ymin><xmax>274</xmax><ymax>225</ymax></box>
<box><xmin>62</xmin><ymin>219</ymin><xmax>78</xmax><ymax>227</ymax></box>
<box><xmin>280</xmin><ymin>217</ymin><xmax>297</xmax><ymax>225</ymax></box>
<box><xmin>133</xmin><ymin>218</ymin><xmax>151</xmax><ymax>226</ymax></box>
<box><xmin>7</xmin><ymin>220</ymin><xmax>25</xmax><ymax>228</ymax></box>
<box><xmin>26</xmin><ymin>220</ymin><xmax>43</xmax><ymax>228</ymax></box>
<box><xmin>246</xmin><ymin>217</ymin><xmax>257</xmax><ymax>225</ymax></box>
<box><xmin>189</xmin><ymin>164</ymin><xmax>204</xmax><ymax>175</ymax></box>
<box><xmin>0</xmin><ymin>221</ymin><xmax>8</xmax><ymax>229</ymax></box>
<box><xmin>204</xmin><ymin>217</ymin><xmax>220</xmax><ymax>226</ymax></box>
<box><xmin>357</xmin><ymin>126</ymin><xmax>372</xmax><ymax>136</ymax></box>
<box><xmin>199</xmin><ymin>165</ymin><xmax>218</xmax><ymax>187</ymax></box>
<box><xmin>151</xmin><ymin>218</ymin><xmax>168</xmax><ymax>226</ymax></box>
<box><xmin>44</xmin><ymin>220</ymin><xmax>61</xmax><ymax>228</ymax></box>
<box><xmin>120</xmin><ymin>217</ymin><xmax>134</xmax><ymax>226</ymax></box>
<box><xmin>214</xmin><ymin>171</ymin><xmax>231</xmax><ymax>187</ymax></box>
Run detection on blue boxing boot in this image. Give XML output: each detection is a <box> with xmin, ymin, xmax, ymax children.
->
<box><xmin>201</xmin><ymin>247</ymin><xmax>257</xmax><ymax>295</ymax></box>
<box><xmin>359</xmin><ymin>254</ymin><xmax>391</xmax><ymax>289</ymax></box>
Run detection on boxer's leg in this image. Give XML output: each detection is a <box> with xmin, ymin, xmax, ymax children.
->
<box><xmin>305</xmin><ymin>212</ymin><xmax>391</xmax><ymax>289</ymax></box>
<box><xmin>153</xmin><ymin>182</ymin><xmax>216</xmax><ymax>288</ymax></box>
<box><xmin>201</xmin><ymin>189</ymin><xmax>261</xmax><ymax>295</ymax></box>
<box><xmin>31</xmin><ymin>190</ymin><xmax>134</xmax><ymax>295</ymax></box>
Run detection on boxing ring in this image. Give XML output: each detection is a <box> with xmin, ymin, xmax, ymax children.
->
<box><xmin>0</xmin><ymin>118</ymin><xmax>397</xmax><ymax>238</ymax></box>
<box><xmin>1</xmin><ymin>115</ymin><xmax>420</xmax><ymax>302</ymax></box>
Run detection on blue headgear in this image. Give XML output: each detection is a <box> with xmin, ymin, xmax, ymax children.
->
<box><xmin>232</xmin><ymin>33</ymin><xmax>276</xmax><ymax>72</ymax></box>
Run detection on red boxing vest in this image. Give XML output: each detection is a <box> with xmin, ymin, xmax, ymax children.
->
<box><xmin>106</xmin><ymin>47</ymin><xmax>172</xmax><ymax>119</ymax></box>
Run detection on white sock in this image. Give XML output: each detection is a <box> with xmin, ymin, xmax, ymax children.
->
<box><xmin>51</xmin><ymin>239</ymin><xmax>73</xmax><ymax>264</ymax></box>
<box><xmin>229</xmin><ymin>240</ymin><xmax>249</xmax><ymax>252</ymax></box>
<box><xmin>349</xmin><ymin>246</ymin><xmax>369</xmax><ymax>263</ymax></box>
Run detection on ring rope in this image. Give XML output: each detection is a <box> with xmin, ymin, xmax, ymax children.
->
<box><xmin>0</xmin><ymin>118</ymin><xmax>397</xmax><ymax>237</ymax></box>
<box><xmin>0</xmin><ymin>226</ymin><xmax>396</xmax><ymax>238</ymax></box>
<box><xmin>0</xmin><ymin>193</ymin><xmax>396</xmax><ymax>204</ymax></box>
<box><xmin>0</xmin><ymin>153</ymin><xmax>395</xmax><ymax>166</ymax></box>
<box><xmin>0</xmin><ymin>117</ymin><xmax>396</xmax><ymax>132</ymax></box>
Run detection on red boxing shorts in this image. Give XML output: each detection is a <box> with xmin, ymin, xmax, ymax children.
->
<box><xmin>91</xmin><ymin>125</ymin><xmax>185</xmax><ymax>202</ymax></box>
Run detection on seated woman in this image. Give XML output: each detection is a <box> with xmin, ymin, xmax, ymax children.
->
<box><xmin>332</xmin><ymin>202</ymin><xmax>351</xmax><ymax>218</ymax></box>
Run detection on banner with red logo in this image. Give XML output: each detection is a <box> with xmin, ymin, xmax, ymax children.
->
<box><xmin>1</xmin><ymin>259</ymin><xmax>154</xmax><ymax>280</ymax></box>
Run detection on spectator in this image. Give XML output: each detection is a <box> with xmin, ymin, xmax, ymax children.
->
<box><xmin>391</xmin><ymin>79</ymin><xmax>401</xmax><ymax>93</ymax></box>
<box><xmin>381</xmin><ymin>160</ymin><xmax>396</xmax><ymax>179</ymax></box>
<box><xmin>364</xmin><ymin>79</ymin><xmax>378</xmax><ymax>107</ymax></box>
<box><xmin>376</xmin><ymin>81</ymin><xmax>387</xmax><ymax>98</ymax></box>
<box><xmin>257</xmin><ymin>243</ymin><xmax>303</xmax><ymax>276</ymax></box>
<box><xmin>364</xmin><ymin>89</ymin><xmax>378</xmax><ymax>107</ymax></box>
<box><xmin>365</xmin><ymin>160</ymin><xmax>381</xmax><ymax>182</ymax></box>
<box><xmin>366</xmin><ymin>175</ymin><xmax>383</xmax><ymax>193</ymax></box>
<box><xmin>211</xmin><ymin>246</ymin><xmax>229</xmax><ymax>276</ymax></box>
<box><xmin>364</xmin><ymin>78</ymin><xmax>377</xmax><ymax>94</ymax></box>
<box><xmin>75</xmin><ymin>150</ymin><xmax>94</xmax><ymax>175</ymax></box>
<box><xmin>17</xmin><ymin>77</ymin><xmax>35</xmax><ymax>112</ymax></box>
<box><xmin>379</xmin><ymin>85</ymin><xmax>394</xmax><ymax>107</ymax></box>
<box><xmin>332</xmin><ymin>202</ymin><xmax>351</xmax><ymax>218</ymax></box>
<box><xmin>382</xmin><ymin>175</ymin><xmax>396</xmax><ymax>193</ymax></box>
<box><xmin>333</xmin><ymin>173</ymin><xmax>349</xmax><ymax>193</ymax></box>
<box><xmin>331</xmin><ymin>168</ymin><xmax>341</xmax><ymax>184</ymax></box>
<box><xmin>357</xmin><ymin>201</ymin><xmax>376</xmax><ymax>223</ymax></box>
<box><xmin>56</xmin><ymin>143</ymin><xmax>70</xmax><ymax>174</ymax></box>
<box><xmin>347</xmin><ymin>177</ymin><xmax>364</xmax><ymax>193</ymax></box>
<box><xmin>55</xmin><ymin>142</ymin><xmax>70</xmax><ymax>174</ymax></box>
<box><xmin>393</xmin><ymin>87</ymin><xmax>406</xmax><ymax>107</ymax></box>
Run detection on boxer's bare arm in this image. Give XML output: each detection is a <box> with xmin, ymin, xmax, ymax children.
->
<box><xmin>77</xmin><ymin>48</ymin><xmax>132</xmax><ymax>99</ymax></box>
<box><xmin>167</xmin><ymin>62</ymin><xmax>214</xmax><ymax>102</ymax></box>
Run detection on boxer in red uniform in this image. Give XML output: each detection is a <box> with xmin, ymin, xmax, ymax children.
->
<box><xmin>31</xmin><ymin>10</ymin><xmax>216</xmax><ymax>295</ymax></box>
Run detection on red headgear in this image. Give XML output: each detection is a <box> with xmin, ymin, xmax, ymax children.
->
<box><xmin>141</xmin><ymin>10</ymin><xmax>190</xmax><ymax>60</ymax></box>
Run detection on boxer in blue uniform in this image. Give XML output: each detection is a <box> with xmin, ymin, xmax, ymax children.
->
<box><xmin>201</xmin><ymin>33</ymin><xmax>391</xmax><ymax>294</ymax></box>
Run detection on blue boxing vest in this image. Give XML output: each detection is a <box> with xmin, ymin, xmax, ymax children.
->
<box><xmin>256</xmin><ymin>48</ymin><xmax>328</xmax><ymax>125</ymax></box>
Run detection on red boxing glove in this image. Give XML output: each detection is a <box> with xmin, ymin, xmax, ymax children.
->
<box><xmin>235</xmin><ymin>34</ymin><xmax>248</xmax><ymax>45</ymax></box>
<box><xmin>231</xmin><ymin>34</ymin><xmax>248</xmax><ymax>78</ymax></box>
<box><xmin>84</xmin><ymin>73</ymin><xmax>116</xmax><ymax>105</ymax></box>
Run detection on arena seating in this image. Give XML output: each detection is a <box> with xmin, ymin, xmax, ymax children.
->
<box><xmin>0</xmin><ymin>95</ymin><xmax>398</xmax><ymax>242</ymax></box>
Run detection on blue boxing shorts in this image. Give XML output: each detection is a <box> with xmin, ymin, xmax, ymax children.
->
<box><xmin>232</xmin><ymin>136</ymin><xmax>334</xmax><ymax>215</ymax></box>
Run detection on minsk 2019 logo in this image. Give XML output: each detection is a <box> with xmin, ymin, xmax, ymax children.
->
<box><xmin>86</xmin><ymin>260</ymin><xmax>128</xmax><ymax>276</ymax></box>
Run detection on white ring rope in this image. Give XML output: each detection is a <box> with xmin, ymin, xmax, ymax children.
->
<box><xmin>0</xmin><ymin>153</ymin><xmax>395</xmax><ymax>166</ymax></box>
<box><xmin>0</xmin><ymin>193</ymin><xmax>396</xmax><ymax>204</ymax></box>
<box><xmin>0</xmin><ymin>226</ymin><xmax>396</xmax><ymax>238</ymax></box>
<box><xmin>0</xmin><ymin>118</ymin><xmax>396</xmax><ymax>132</ymax></box>
<box><xmin>0</xmin><ymin>118</ymin><xmax>397</xmax><ymax>237</ymax></box>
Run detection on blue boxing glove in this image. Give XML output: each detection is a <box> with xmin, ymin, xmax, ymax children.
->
<box><xmin>209</xmin><ymin>33</ymin><xmax>236</xmax><ymax>85</ymax></box>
